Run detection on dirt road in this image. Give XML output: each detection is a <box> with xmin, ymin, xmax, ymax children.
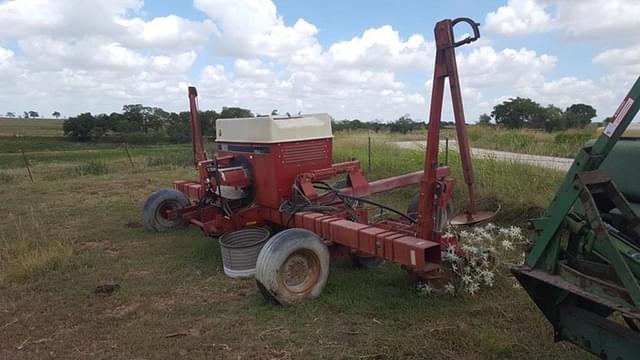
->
<box><xmin>393</xmin><ymin>140</ymin><xmax>573</xmax><ymax>171</ymax></box>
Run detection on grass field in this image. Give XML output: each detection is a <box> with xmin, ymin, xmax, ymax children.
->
<box><xmin>0</xmin><ymin>119</ymin><xmax>588</xmax><ymax>359</ymax></box>
<box><xmin>386</xmin><ymin>126</ymin><xmax>596</xmax><ymax>158</ymax></box>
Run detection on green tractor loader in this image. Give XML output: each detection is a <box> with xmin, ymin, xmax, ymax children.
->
<box><xmin>513</xmin><ymin>77</ymin><xmax>640</xmax><ymax>359</ymax></box>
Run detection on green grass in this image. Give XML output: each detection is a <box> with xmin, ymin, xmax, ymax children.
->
<box><xmin>0</xmin><ymin>120</ymin><xmax>588</xmax><ymax>359</ymax></box>
<box><xmin>75</xmin><ymin>160</ymin><xmax>111</xmax><ymax>176</ymax></box>
<box><xmin>343</xmin><ymin>125</ymin><xmax>597</xmax><ymax>158</ymax></box>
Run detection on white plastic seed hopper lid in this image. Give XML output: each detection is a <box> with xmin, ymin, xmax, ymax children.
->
<box><xmin>216</xmin><ymin>113</ymin><xmax>333</xmax><ymax>143</ymax></box>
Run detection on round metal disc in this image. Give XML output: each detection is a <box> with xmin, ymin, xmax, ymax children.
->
<box><xmin>450</xmin><ymin>210</ymin><xmax>497</xmax><ymax>226</ymax></box>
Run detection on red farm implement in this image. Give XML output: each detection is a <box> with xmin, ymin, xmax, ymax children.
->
<box><xmin>142</xmin><ymin>18</ymin><xmax>496</xmax><ymax>305</ymax></box>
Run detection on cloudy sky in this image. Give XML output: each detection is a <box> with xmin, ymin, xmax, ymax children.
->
<box><xmin>0</xmin><ymin>0</ymin><xmax>638</xmax><ymax>122</ymax></box>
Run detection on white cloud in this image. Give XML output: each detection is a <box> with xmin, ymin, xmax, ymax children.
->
<box><xmin>486</xmin><ymin>0</ymin><xmax>640</xmax><ymax>42</ymax></box>
<box><xmin>0</xmin><ymin>0</ymin><xmax>632</xmax><ymax>123</ymax></box>
<box><xmin>115</xmin><ymin>15</ymin><xmax>216</xmax><ymax>50</ymax></box>
<box><xmin>0</xmin><ymin>0</ymin><xmax>214</xmax><ymax>50</ymax></box>
<box><xmin>0</xmin><ymin>47</ymin><xmax>16</xmax><ymax>67</ymax></box>
<box><xmin>327</xmin><ymin>26</ymin><xmax>433</xmax><ymax>70</ymax></box>
<box><xmin>485</xmin><ymin>0</ymin><xmax>552</xmax><ymax>35</ymax></box>
<box><xmin>234</xmin><ymin>59</ymin><xmax>273</xmax><ymax>79</ymax></box>
<box><xmin>593</xmin><ymin>45</ymin><xmax>640</xmax><ymax>71</ymax></box>
<box><xmin>522</xmin><ymin>77</ymin><xmax>615</xmax><ymax>110</ymax></box>
<box><xmin>553</xmin><ymin>0</ymin><xmax>640</xmax><ymax>42</ymax></box>
<box><xmin>151</xmin><ymin>52</ymin><xmax>198</xmax><ymax>74</ymax></box>
<box><xmin>194</xmin><ymin>0</ymin><xmax>319</xmax><ymax>58</ymax></box>
<box><xmin>0</xmin><ymin>0</ymin><xmax>215</xmax><ymax>116</ymax></box>
<box><xmin>459</xmin><ymin>46</ymin><xmax>557</xmax><ymax>87</ymax></box>
<box><xmin>0</xmin><ymin>0</ymin><xmax>142</xmax><ymax>38</ymax></box>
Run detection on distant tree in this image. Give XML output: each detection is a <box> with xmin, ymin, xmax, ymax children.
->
<box><xmin>491</xmin><ymin>97</ymin><xmax>544</xmax><ymax>129</ymax></box>
<box><xmin>541</xmin><ymin>105</ymin><xmax>566</xmax><ymax>132</ymax></box>
<box><xmin>390</xmin><ymin>114</ymin><xmax>416</xmax><ymax>134</ymax></box>
<box><xmin>566</xmin><ymin>103</ymin><xmax>597</xmax><ymax>128</ymax></box>
<box><xmin>23</xmin><ymin>111</ymin><xmax>29</xmax><ymax>119</ymax></box>
<box><xmin>63</xmin><ymin>113</ymin><xmax>98</xmax><ymax>141</ymax></box>
<box><xmin>5</xmin><ymin>112</ymin><xmax>15</xmax><ymax>118</ymax></box>
<box><xmin>220</xmin><ymin>107</ymin><xmax>253</xmax><ymax>119</ymax></box>
<box><xmin>91</xmin><ymin>114</ymin><xmax>111</xmax><ymax>138</ymax></box>
<box><xmin>52</xmin><ymin>111</ymin><xmax>61</xmax><ymax>119</ymax></box>
<box><xmin>478</xmin><ymin>113</ymin><xmax>492</xmax><ymax>125</ymax></box>
<box><xmin>199</xmin><ymin>110</ymin><xmax>219</xmax><ymax>136</ymax></box>
<box><xmin>121</xmin><ymin>104</ymin><xmax>167</xmax><ymax>133</ymax></box>
<box><xmin>271</xmin><ymin>109</ymin><xmax>278</xmax><ymax>116</ymax></box>
<box><xmin>28</xmin><ymin>111</ymin><xmax>39</xmax><ymax>118</ymax></box>
<box><xmin>166</xmin><ymin>112</ymin><xmax>191</xmax><ymax>143</ymax></box>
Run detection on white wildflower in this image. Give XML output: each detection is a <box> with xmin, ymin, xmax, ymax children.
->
<box><xmin>462</xmin><ymin>274</ymin><xmax>473</xmax><ymax>284</ymax></box>
<box><xmin>481</xmin><ymin>270</ymin><xmax>495</xmax><ymax>286</ymax></box>
<box><xmin>444</xmin><ymin>283</ymin><xmax>456</xmax><ymax>294</ymax></box>
<box><xmin>466</xmin><ymin>282</ymin><xmax>480</xmax><ymax>295</ymax></box>
<box><xmin>501</xmin><ymin>239</ymin><xmax>514</xmax><ymax>250</ymax></box>
<box><xmin>508</xmin><ymin>226</ymin><xmax>523</xmax><ymax>239</ymax></box>
<box><xmin>416</xmin><ymin>282</ymin><xmax>432</xmax><ymax>296</ymax></box>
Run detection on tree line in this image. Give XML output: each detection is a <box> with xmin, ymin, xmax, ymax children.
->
<box><xmin>63</xmin><ymin>105</ymin><xmax>252</xmax><ymax>142</ymax></box>
<box><xmin>4</xmin><ymin>111</ymin><xmax>62</xmax><ymax>119</ymax></box>
<box><xmin>483</xmin><ymin>98</ymin><xmax>597</xmax><ymax>132</ymax></box>
<box><xmin>333</xmin><ymin>98</ymin><xmax>598</xmax><ymax>133</ymax></box>
<box><xmin>332</xmin><ymin>115</ymin><xmax>455</xmax><ymax>134</ymax></box>
<box><xmin>61</xmin><ymin>96</ymin><xmax>598</xmax><ymax>142</ymax></box>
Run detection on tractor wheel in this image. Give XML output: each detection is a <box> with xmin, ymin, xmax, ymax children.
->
<box><xmin>142</xmin><ymin>188</ymin><xmax>190</xmax><ymax>232</ymax></box>
<box><xmin>255</xmin><ymin>228</ymin><xmax>330</xmax><ymax>305</ymax></box>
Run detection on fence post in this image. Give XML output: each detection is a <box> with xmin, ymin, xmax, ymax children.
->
<box><xmin>368</xmin><ymin>132</ymin><xmax>372</xmax><ymax>171</ymax></box>
<box><xmin>21</xmin><ymin>149</ymin><xmax>34</xmax><ymax>182</ymax></box>
<box><xmin>123</xmin><ymin>143</ymin><xmax>135</xmax><ymax>169</ymax></box>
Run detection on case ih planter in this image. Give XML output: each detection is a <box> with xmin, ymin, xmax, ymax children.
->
<box><xmin>142</xmin><ymin>18</ymin><xmax>496</xmax><ymax>305</ymax></box>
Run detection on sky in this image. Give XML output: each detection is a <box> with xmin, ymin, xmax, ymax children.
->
<box><xmin>0</xmin><ymin>0</ymin><xmax>639</xmax><ymax>123</ymax></box>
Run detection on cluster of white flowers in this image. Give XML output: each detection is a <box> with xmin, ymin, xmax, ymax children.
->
<box><xmin>419</xmin><ymin>223</ymin><xmax>527</xmax><ymax>297</ymax></box>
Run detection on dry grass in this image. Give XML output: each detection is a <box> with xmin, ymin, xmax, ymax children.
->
<box><xmin>0</xmin><ymin>211</ymin><xmax>73</xmax><ymax>285</ymax></box>
<box><xmin>0</xmin><ymin>118</ymin><xmax>64</xmax><ymax>137</ymax></box>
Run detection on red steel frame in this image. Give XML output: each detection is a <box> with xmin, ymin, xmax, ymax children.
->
<box><xmin>172</xmin><ymin>18</ymin><xmax>481</xmax><ymax>279</ymax></box>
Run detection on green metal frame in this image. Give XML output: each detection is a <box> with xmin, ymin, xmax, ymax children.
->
<box><xmin>527</xmin><ymin>77</ymin><xmax>640</xmax><ymax>269</ymax></box>
<box><xmin>514</xmin><ymin>76</ymin><xmax>640</xmax><ymax>358</ymax></box>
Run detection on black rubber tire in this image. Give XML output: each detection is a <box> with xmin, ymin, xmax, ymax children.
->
<box><xmin>255</xmin><ymin>228</ymin><xmax>330</xmax><ymax>305</ymax></box>
<box><xmin>142</xmin><ymin>188</ymin><xmax>190</xmax><ymax>232</ymax></box>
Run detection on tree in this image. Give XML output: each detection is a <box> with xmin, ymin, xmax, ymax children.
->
<box><xmin>220</xmin><ymin>107</ymin><xmax>253</xmax><ymax>119</ymax></box>
<box><xmin>28</xmin><ymin>111</ymin><xmax>39</xmax><ymax>118</ymax></box>
<box><xmin>166</xmin><ymin>112</ymin><xmax>191</xmax><ymax>142</ymax></box>
<box><xmin>478</xmin><ymin>113</ymin><xmax>491</xmax><ymax>125</ymax></box>
<box><xmin>63</xmin><ymin>113</ymin><xmax>98</xmax><ymax>141</ymax></box>
<box><xmin>120</xmin><ymin>104</ymin><xmax>167</xmax><ymax>133</ymax></box>
<box><xmin>491</xmin><ymin>97</ymin><xmax>545</xmax><ymax>129</ymax></box>
<box><xmin>541</xmin><ymin>105</ymin><xmax>566</xmax><ymax>132</ymax></box>
<box><xmin>52</xmin><ymin>111</ymin><xmax>61</xmax><ymax>119</ymax></box>
<box><xmin>566</xmin><ymin>103</ymin><xmax>596</xmax><ymax>128</ymax></box>
<box><xmin>5</xmin><ymin>112</ymin><xmax>15</xmax><ymax>118</ymax></box>
<box><xmin>199</xmin><ymin>110</ymin><xmax>219</xmax><ymax>136</ymax></box>
<box><xmin>23</xmin><ymin>111</ymin><xmax>29</xmax><ymax>119</ymax></box>
<box><xmin>390</xmin><ymin>114</ymin><xmax>416</xmax><ymax>134</ymax></box>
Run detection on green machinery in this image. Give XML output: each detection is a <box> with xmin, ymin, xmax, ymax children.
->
<box><xmin>513</xmin><ymin>76</ymin><xmax>640</xmax><ymax>359</ymax></box>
